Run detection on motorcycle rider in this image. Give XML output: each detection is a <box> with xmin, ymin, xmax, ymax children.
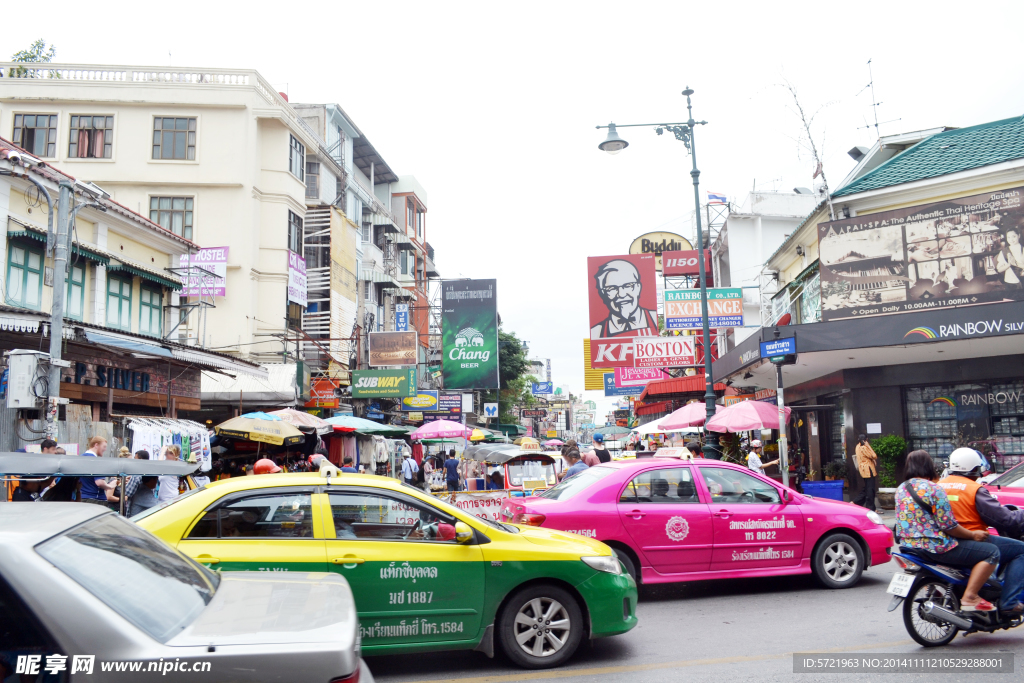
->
<box><xmin>938</xmin><ymin>448</ymin><xmax>1024</xmax><ymax>613</ymax></box>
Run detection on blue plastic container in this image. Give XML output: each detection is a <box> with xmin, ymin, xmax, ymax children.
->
<box><xmin>800</xmin><ymin>480</ymin><xmax>844</xmax><ymax>501</ymax></box>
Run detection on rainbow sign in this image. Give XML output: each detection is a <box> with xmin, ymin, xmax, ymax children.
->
<box><xmin>904</xmin><ymin>327</ymin><xmax>938</xmax><ymax>339</ymax></box>
<box><xmin>929</xmin><ymin>397</ymin><xmax>956</xmax><ymax>408</ymax></box>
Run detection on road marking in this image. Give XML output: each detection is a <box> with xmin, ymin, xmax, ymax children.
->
<box><xmin>395</xmin><ymin>639</ymin><xmax>915</xmax><ymax>683</ymax></box>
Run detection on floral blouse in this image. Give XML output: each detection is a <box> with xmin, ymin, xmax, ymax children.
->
<box><xmin>895</xmin><ymin>478</ymin><xmax>958</xmax><ymax>554</ymax></box>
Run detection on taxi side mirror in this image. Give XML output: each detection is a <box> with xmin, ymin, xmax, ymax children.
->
<box><xmin>455</xmin><ymin>521</ymin><xmax>474</xmax><ymax>544</ymax></box>
<box><xmin>781</xmin><ymin>488</ymin><xmax>791</xmax><ymax>503</ymax></box>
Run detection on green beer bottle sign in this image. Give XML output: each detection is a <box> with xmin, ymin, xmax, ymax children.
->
<box><xmin>442</xmin><ymin>280</ymin><xmax>499</xmax><ymax>389</ymax></box>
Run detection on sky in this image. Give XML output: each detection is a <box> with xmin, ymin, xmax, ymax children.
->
<box><xmin>4</xmin><ymin>0</ymin><xmax>1024</xmax><ymax>421</ymax></box>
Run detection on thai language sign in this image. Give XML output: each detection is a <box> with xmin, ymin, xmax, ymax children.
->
<box><xmin>632</xmin><ymin>337</ymin><xmax>695</xmax><ymax>368</ymax></box>
<box><xmin>179</xmin><ymin>247</ymin><xmax>228</xmax><ymax>297</ymax></box>
<box><xmin>442</xmin><ymin>279</ymin><xmax>499</xmax><ymax>389</ymax></box>
<box><xmin>664</xmin><ymin>288</ymin><xmax>744</xmax><ymax>329</ymax></box>
<box><xmin>449</xmin><ymin>491</ymin><xmax>508</xmax><ymax>522</ymax></box>
<box><xmin>817</xmin><ymin>185</ymin><xmax>1024</xmax><ymax>322</ymax></box>
<box><xmin>287</xmin><ymin>251</ymin><xmax>307</xmax><ymax>307</ymax></box>
<box><xmin>351</xmin><ymin>369</ymin><xmax>416</xmax><ymax>398</ymax></box>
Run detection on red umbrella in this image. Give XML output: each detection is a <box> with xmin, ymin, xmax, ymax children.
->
<box><xmin>659</xmin><ymin>402</ymin><xmax>714</xmax><ymax>430</ymax></box>
<box><xmin>705</xmin><ymin>400</ymin><xmax>791</xmax><ymax>433</ymax></box>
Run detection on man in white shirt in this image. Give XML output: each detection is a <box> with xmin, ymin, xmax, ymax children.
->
<box><xmin>746</xmin><ymin>440</ymin><xmax>779</xmax><ymax>475</ymax></box>
<box><xmin>401</xmin><ymin>452</ymin><xmax>419</xmax><ymax>486</ymax></box>
<box><xmin>157</xmin><ymin>445</ymin><xmax>182</xmax><ymax>503</ymax></box>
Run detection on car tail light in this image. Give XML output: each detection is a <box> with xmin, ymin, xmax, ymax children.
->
<box><xmin>330</xmin><ymin>669</ymin><xmax>359</xmax><ymax>683</ymax></box>
<box><xmin>512</xmin><ymin>512</ymin><xmax>546</xmax><ymax>526</ymax></box>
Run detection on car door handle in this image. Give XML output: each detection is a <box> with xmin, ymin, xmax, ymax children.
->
<box><xmin>332</xmin><ymin>557</ymin><xmax>366</xmax><ymax>565</ymax></box>
<box><xmin>626</xmin><ymin>510</ymin><xmax>646</xmax><ymax>519</ymax></box>
<box><xmin>714</xmin><ymin>511</ymin><xmax>732</xmax><ymax>519</ymax></box>
<box><xmin>196</xmin><ymin>556</ymin><xmax>220</xmax><ymax>564</ymax></box>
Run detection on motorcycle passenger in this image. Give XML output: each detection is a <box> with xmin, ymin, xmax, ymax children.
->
<box><xmin>938</xmin><ymin>448</ymin><xmax>1024</xmax><ymax>613</ymax></box>
<box><xmin>896</xmin><ymin>450</ymin><xmax>1000</xmax><ymax>612</ymax></box>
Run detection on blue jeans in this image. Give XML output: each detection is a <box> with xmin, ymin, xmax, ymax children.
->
<box><xmin>902</xmin><ymin>538</ymin><xmax>1000</xmax><ymax>568</ymax></box>
<box><xmin>988</xmin><ymin>535</ymin><xmax>1024</xmax><ymax>608</ymax></box>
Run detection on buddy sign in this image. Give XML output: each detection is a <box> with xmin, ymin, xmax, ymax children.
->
<box><xmin>629</xmin><ymin>232</ymin><xmax>693</xmax><ymax>272</ymax></box>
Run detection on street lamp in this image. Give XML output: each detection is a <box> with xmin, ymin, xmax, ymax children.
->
<box><xmin>596</xmin><ymin>87</ymin><xmax>721</xmax><ymax>460</ymax></box>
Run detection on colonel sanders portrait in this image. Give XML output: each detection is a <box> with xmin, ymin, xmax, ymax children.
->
<box><xmin>590</xmin><ymin>259</ymin><xmax>659</xmax><ymax>338</ymax></box>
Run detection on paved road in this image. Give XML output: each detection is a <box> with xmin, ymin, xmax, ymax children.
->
<box><xmin>368</xmin><ymin>559</ymin><xmax>1024</xmax><ymax>683</ymax></box>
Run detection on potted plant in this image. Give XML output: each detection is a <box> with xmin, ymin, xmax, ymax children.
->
<box><xmin>824</xmin><ymin>460</ymin><xmax>847</xmax><ymax>481</ymax></box>
<box><xmin>871</xmin><ymin>434</ymin><xmax>906</xmax><ymax>510</ymax></box>
<box><xmin>802</xmin><ymin>461</ymin><xmax>846</xmax><ymax>501</ymax></box>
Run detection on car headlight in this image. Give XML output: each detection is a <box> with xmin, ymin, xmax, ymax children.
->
<box><xmin>581</xmin><ymin>555</ymin><xmax>622</xmax><ymax>575</ymax></box>
<box><xmin>866</xmin><ymin>510</ymin><xmax>884</xmax><ymax>525</ymax></box>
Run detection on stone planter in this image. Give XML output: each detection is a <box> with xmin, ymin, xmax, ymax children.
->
<box><xmin>876</xmin><ymin>487</ymin><xmax>897</xmax><ymax>510</ymax></box>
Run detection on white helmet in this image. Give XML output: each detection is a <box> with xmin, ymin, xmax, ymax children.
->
<box><xmin>948</xmin><ymin>448</ymin><xmax>985</xmax><ymax>475</ymax></box>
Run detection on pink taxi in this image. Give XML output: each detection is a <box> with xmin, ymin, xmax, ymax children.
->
<box><xmin>984</xmin><ymin>461</ymin><xmax>1024</xmax><ymax>508</ymax></box>
<box><xmin>501</xmin><ymin>459</ymin><xmax>892</xmax><ymax>589</ymax></box>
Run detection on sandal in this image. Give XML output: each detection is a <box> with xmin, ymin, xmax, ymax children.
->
<box><xmin>961</xmin><ymin>599</ymin><xmax>996</xmax><ymax>612</ymax></box>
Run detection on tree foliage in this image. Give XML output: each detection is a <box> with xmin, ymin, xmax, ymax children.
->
<box><xmin>871</xmin><ymin>434</ymin><xmax>907</xmax><ymax>488</ymax></box>
<box><xmin>480</xmin><ymin>328</ymin><xmax>534</xmax><ymax>424</ymax></box>
<box><xmin>8</xmin><ymin>39</ymin><xmax>58</xmax><ymax>78</ymax></box>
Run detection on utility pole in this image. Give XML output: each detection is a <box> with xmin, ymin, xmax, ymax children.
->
<box><xmin>45</xmin><ymin>180</ymin><xmax>73</xmax><ymax>440</ymax></box>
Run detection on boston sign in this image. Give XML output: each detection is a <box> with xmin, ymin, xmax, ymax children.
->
<box><xmin>632</xmin><ymin>338</ymin><xmax>695</xmax><ymax>368</ymax></box>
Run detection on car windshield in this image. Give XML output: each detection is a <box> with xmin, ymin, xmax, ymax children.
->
<box><xmin>36</xmin><ymin>514</ymin><xmax>219</xmax><ymax>643</ymax></box>
<box><xmin>993</xmin><ymin>463</ymin><xmax>1024</xmax><ymax>487</ymax></box>
<box><xmin>129</xmin><ymin>484</ymin><xmax>207</xmax><ymax>522</ymax></box>
<box><xmin>539</xmin><ymin>466</ymin><xmax>616</xmax><ymax>500</ymax></box>
<box><xmin>507</xmin><ymin>460</ymin><xmax>557</xmax><ymax>487</ymax></box>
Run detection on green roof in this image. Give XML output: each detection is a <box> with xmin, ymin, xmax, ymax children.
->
<box><xmin>834</xmin><ymin>116</ymin><xmax>1024</xmax><ymax>198</ymax></box>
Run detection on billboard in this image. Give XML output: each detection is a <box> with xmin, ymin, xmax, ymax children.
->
<box><xmin>402</xmin><ymin>390</ymin><xmax>439</xmax><ymax>411</ymax></box>
<box><xmin>304</xmin><ymin>378</ymin><xmax>339</xmax><ymax>408</ymax></box>
<box><xmin>614</xmin><ymin>367</ymin><xmax>668</xmax><ymax>387</ymax></box>
<box><xmin>604</xmin><ymin>372</ymin><xmax>643</xmax><ymax>397</ymax></box>
<box><xmin>818</xmin><ymin>185</ymin><xmax>1024</xmax><ymax>322</ymax></box>
<box><xmin>351</xmin><ymin>369</ymin><xmax>416</xmax><ymax>398</ymax></box>
<box><xmin>442</xmin><ymin>279</ymin><xmax>499</xmax><ymax>389</ymax></box>
<box><xmin>628</xmin><ymin>232</ymin><xmax>693</xmax><ymax>271</ymax></box>
<box><xmin>368</xmin><ymin>331</ymin><xmax>417</xmax><ymax>367</ymax></box>
<box><xmin>531</xmin><ymin>381</ymin><xmax>553</xmax><ymax>395</ymax></box>
<box><xmin>662</xmin><ymin>249</ymin><xmax>712</xmax><ymax>278</ymax></box>
<box><xmin>287</xmin><ymin>251</ymin><xmax>307</xmax><ymax>307</ymax></box>
<box><xmin>633</xmin><ymin>337</ymin><xmax>695</xmax><ymax>368</ymax></box>
<box><xmin>664</xmin><ymin>288</ymin><xmax>744</xmax><ymax>329</ymax></box>
<box><xmin>179</xmin><ymin>246</ymin><xmax>228</xmax><ymax>297</ymax></box>
<box><xmin>590</xmin><ymin>337</ymin><xmax>636</xmax><ymax>369</ymax></box>
<box><xmin>395</xmin><ymin>303</ymin><xmax>409</xmax><ymax>331</ymax></box>
<box><xmin>587</xmin><ymin>254</ymin><xmax>659</xmax><ymax>339</ymax></box>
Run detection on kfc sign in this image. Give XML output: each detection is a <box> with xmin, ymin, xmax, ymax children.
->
<box><xmin>632</xmin><ymin>338</ymin><xmax>695</xmax><ymax>368</ymax></box>
<box><xmin>590</xmin><ymin>337</ymin><xmax>636</xmax><ymax>368</ymax></box>
<box><xmin>662</xmin><ymin>250</ymin><xmax>712</xmax><ymax>278</ymax></box>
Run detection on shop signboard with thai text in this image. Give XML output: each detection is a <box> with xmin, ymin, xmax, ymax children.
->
<box><xmin>817</xmin><ymin>185</ymin><xmax>1024</xmax><ymax>322</ymax></box>
<box><xmin>664</xmin><ymin>288</ymin><xmax>744</xmax><ymax>329</ymax></box>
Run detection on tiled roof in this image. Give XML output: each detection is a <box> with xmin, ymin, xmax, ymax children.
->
<box><xmin>833</xmin><ymin>115</ymin><xmax>1024</xmax><ymax>198</ymax></box>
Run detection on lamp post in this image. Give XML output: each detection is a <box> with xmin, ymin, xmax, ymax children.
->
<box><xmin>597</xmin><ymin>87</ymin><xmax>720</xmax><ymax>459</ymax></box>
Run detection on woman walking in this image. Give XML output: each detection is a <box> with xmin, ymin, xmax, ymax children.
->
<box><xmin>854</xmin><ymin>434</ymin><xmax>879</xmax><ymax>511</ymax></box>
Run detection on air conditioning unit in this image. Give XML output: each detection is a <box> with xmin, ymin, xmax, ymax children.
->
<box><xmin>6</xmin><ymin>350</ymin><xmax>49</xmax><ymax>409</ymax></box>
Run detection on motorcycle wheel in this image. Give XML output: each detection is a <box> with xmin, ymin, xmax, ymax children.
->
<box><xmin>903</xmin><ymin>579</ymin><xmax>960</xmax><ymax>647</ymax></box>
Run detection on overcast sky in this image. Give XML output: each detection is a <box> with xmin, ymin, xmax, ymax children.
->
<box><xmin>4</xmin><ymin>1</ymin><xmax>1024</xmax><ymax>420</ymax></box>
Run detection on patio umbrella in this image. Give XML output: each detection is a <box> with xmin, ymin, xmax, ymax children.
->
<box><xmin>542</xmin><ymin>439</ymin><xmax>564</xmax><ymax>447</ymax></box>
<box><xmin>596</xmin><ymin>426</ymin><xmax>632</xmax><ymax>436</ymax></box>
<box><xmin>268</xmin><ymin>408</ymin><xmax>332</xmax><ymax>435</ymax></box>
<box><xmin>705</xmin><ymin>400</ymin><xmax>791</xmax><ymax>433</ymax></box>
<box><xmin>659</xmin><ymin>402</ymin><xmax>714</xmax><ymax>430</ymax></box>
<box><xmin>323</xmin><ymin>415</ymin><xmax>407</xmax><ymax>436</ymax></box>
<box><xmin>470</xmin><ymin>429</ymin><xmax>488</xmax><ymax>442</ymax></box>
<box><xmin>409</xmin><ymin>420</ymin><xmax>473</xmax><ymax>441</ymax></box>
<box><xmin>215</xmin><ymin>414</ymin><xmax>305</xmax><ymax>446</ymax></box>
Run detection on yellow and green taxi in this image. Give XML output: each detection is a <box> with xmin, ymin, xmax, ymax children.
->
<box><xmin>133</xmin><ymin>470</ymin><xmax>637</xmax><ymax>669</ymax></box>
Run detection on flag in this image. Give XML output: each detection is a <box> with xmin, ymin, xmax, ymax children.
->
<box><xmin>707</xmin><ymin>191</ymin><xmax>727</xmax><ymax>204</ymax></box>
<box><xmin>812</xmin><ymin>161</ymin><xmax>823</xmax><ymax>179</ymax></box>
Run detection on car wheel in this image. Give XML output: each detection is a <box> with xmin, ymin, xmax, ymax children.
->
<box><xmin>812</xmin><ymin>533</ymin><xmax>864</xmax><ymax>588</ymax></box>
<box><xmin>499</xmin><ymin>584</ymin><xmax>584</xmax><ymax>669</ymax></box>
<box><xmin>613</xmin><ymin>548</ymin><xmax>637</xmax><ymax>583</ymax></box>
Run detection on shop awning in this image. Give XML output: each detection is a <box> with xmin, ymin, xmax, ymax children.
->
<box><xmin>7</xmin><ymin>228</ymin><xmax>111</xmax><ymax>266</ymax></box>
<box><xmin>201</xmin><ymin>363</ymin><xmax>297</xmax><ymax>404</ymax></box>
<box><xmin>84</xmin><ymin>330</ymin><xmax>174</xmax><ymax>358</ymax></box>
<box><xmin>107</xmin><ymin>262</ymin><xmax>182</xmax><ymax>291</ymax></box>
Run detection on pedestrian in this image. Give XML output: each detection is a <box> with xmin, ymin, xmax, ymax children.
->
<box><xmin>488</xmin><ymin>470</ymin><xmax>505</xmax><ymax>490</ymax></box>
<box><xmin>40</xmin><ymin>438</ymin><xmax>58</xmax><ymax>454</ymax></box>
<box><xmin>80</xmin><ymin>437</ymin><xmax>118</xmax><ymax>506</ymax></box>
<box><xmin>114</xmin><ymin>450</ymin><xmax>149</xmax><ymax>514</ymax></box>
<box><xmin>580</xmin><ymin>448</ymin><xmax>600</xmax><ymax>467</ymax></box>
<box><xmin>41</xmin><ymin>473</ymin><xmax>79</xmax><ymax>502</ymax></box>
<box><xmin>562</xmin><ymin>449</ymin><xmax>588</xmax><ymax>481</ymax></box>
<box><xmin>157</xmin><ymin>445</ymin><xmax>183</xmax><ymax>503</ymax></box>
<box><xmin>685</xmin><ymin>440</ymin><xmax>702</xmax><ymax>459</ymax></box>
<box><xmin>592</xmin><ymin>434</ymin><xmax>611</xmax><ymax>463</ymax></box>
<box><xmin>253</xmin><ymin>458</ymin><xmax>282</xmax><ymax>474</ymax></box>
<box><xmin>746</xmin><ymin>440</ymin><xmax>779</xmax><ymax>475</ymax></box>
<box><xmin>341</xmin><ymin>457</ymin><xmax>358</xmax><ymax>473</ymax></box>
<box><xmin>854</xmin><ymin>434</ymin><xmax>879</xmax><ymax>511</ymax></box>
<box><xmin>11</xmin><ymin>476</ymin><xmax>45</xmax><ymax>501</ymax></box>
<box><xmin>126</xmin><ymin>451</ymin><xmax>160</xmax><ymax>516</ymax></box>
<box><xmin>402</xmin><ymin>450</ymin><xmax>420</xmax><ymax>486</ymax></box>
<box><xmin>443</xmin><ymin>449</ymin><xmax>460</xmax><ymax>492</ymax></box>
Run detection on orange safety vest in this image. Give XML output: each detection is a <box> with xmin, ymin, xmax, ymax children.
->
<box><xmin>937</xmin><ymin>474</ymin><xmax>985</xmax><ymax>532</ymax></box>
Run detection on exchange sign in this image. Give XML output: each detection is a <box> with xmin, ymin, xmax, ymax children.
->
<box><xmin>442</xmin><ymin>279</ymin><xmax>499</xmax><ymax>389</ymax></box>
<box><xmin>351</xmin><ymin>369</ymin><xmax>416</xmax><ymax>398</ymax></box>
<box><xmin>664</xmin><ymin>288</ymin><xmax>744</xmax><ymax>329</ymax></box>
<box><xmin>632</xmin><ymin>337</ymin><xmax>695</xmax><ymax>368</ymax></box>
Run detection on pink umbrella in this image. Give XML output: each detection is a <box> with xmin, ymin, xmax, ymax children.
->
<box><xmin>705</xmin><ymin>400</ymin><xmax>791</xmax><ymax>433</ymax></box>
<box><xmin>659</xmin><ymin>402</ymin><xmax>714</xmax><ymax>430</ymax></box>
<box><xmin>543</xmin><ymin>439</ymin><xmax>564</xmax><ymax>446</ymax></box>
<box><xmin>409</xmin><ymin>419</ymin><xmax>473</xmax><ymax>441</ymax></box>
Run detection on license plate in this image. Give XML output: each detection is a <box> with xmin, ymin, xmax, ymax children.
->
<box><xmin>887</xmin><ymin>572</ymin><xmax>915</xmax><ymax>597</ymax></box>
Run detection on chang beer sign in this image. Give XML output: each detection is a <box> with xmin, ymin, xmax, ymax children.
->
<box><xmin>351</xmin><ymin>369</ymin><xmax>417</xmax><ymax>398</ymax></box>
<box><xmin>442</xmin><ymin>279</ymin><xmax>499</xmax><ymax>389</ymax></box>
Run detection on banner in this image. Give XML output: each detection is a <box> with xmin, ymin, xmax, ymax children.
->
<box><xmin>179</xmin><ymin>247</ymin><xmax>228</xmax><ymax>296</ymax></box>
<box><xmin>402</xmin><ymin>390</ymin><xmax>439</xmax><ymax>412</ymax></box>
<box><xmin>587</xmin><ymin>254</ymin><xmax>658</xmax><ymax>339</ymax></box>
<box><xmin>632</xmin><ymin>337</ymin><xmax>695</xmax><ymax>368</ymax></box>
<box><xmin>449</xmin><ymin>491</ymin><xmax>508</xmax><ymax>522</ymax></box>
<box><xmin>304</xmin><ymin>378</ymin><xmax>339</xmax><ymax>408</ymax></box>
<box><xmin>442</xmin><ymin>279</ymin><xmax>499</xmax><ymax>389</ymax></box>
<box><xmin>522</xmin><ymin>409</ymin><xmax>547</xmax><ymax>418</ymax></box>
<box><xmin>662</xmin><ymin>250</ymin><xmax>712</xmax><ymax>278</ymax></box>
<box><xmin>614</xmin><ymin>367</ymin><xmax>668</xmax><ymax>387</ymax></box>
<box><xmin>531</xmin><ymin>381</ymin><xmax>553</xmax><ymax>395</ymax></box>
<box><xmin>351</xmin><ymin>369</ymin><xmax>416</xmax><ymax>398</ymax></box>
<box><xmin>368</xmin><ymin>331</ymin><xmax>417</xmax><ymax>367</ymax></box>
<box><xmin>287</xmin><ymin>251</ymin><xmax>307</xmax><ymax>307</ymax></box>
<box><xmin>395</xmin><ymin>303</ymin><xmax>409</xmax><ymax>331</ymax></box>
<box><xmin>437</xmin><ymin>393</ymin><xmax>463</xmax><ymax>413</ymax></box>
<box><xmin>818</xmin><ymin>185</ymin><xmax>1024</xmax><ymax>322</ymax></box>
<box><xmin>604</xmin><ymin>373</ymin><xmax>643</xmax><ymax>397</ymax></box>
<box><xmin>665</xmin><ymin>288</ymin><xmax>743</xmax><ymax>329</ymax></box>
